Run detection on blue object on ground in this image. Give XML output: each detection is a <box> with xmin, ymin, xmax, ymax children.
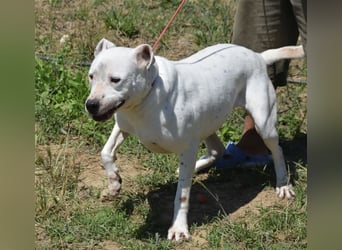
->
<box><xmin>215</xmin><ymin>141</ymin><xmax>273</xmax><ymax>169</ymax></box>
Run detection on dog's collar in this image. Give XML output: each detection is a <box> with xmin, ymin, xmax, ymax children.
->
<box><xmin>151</xmin><ymin>78</ymin><xmax>156</xmax><ymax>87</ymax></box>
<box><xmin>145</xmin><ymin>77</ymin><xmax>158</xmax><ymax>99</ymax></box>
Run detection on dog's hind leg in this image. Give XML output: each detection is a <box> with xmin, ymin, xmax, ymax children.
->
<box><xmin>246</xmin><ymin>78</ymin><xmax>295</xmax><ymax>199</ymax></box>
<box><xmin>194</xmin><ymin>133</ymin><xmax>225</xmax><ymax>173</ymax></box>
<box><xmin>100</xmin><ymin>123</ymin><xmax>129</xmax><ymax>200</ymax></box>
<box><xmin>262</xmin><ymin>137</ymin><xmax>295</xmax><ymax>198</ymax></box>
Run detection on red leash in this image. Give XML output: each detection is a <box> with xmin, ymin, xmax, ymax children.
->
<box><xmin>152</xmin><ymin>0</ymin><xmax>187</xmax><ymax>51</ymax></box>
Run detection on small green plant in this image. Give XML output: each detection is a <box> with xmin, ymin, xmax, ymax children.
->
<box><xmin>48</xmin><ymin>0</ymin><xmax>61</xmax><ymax>6</ymax></box>
<box><xmin>218</xmin><ymin>107</ymin><xmax>245</xmax><ymax>143</ymax></box>
<box><xmin>103</xmin><ymin>6</ymin><xmax>140</xmax><ymax>39</ymax></box>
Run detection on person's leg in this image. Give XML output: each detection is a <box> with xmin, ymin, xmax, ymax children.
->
<box><xmin>236</xmin><ymin>114</ymin><xmax>269</xmax><ymax>155</ymax></box>
<box><xmin>290</xmin><ymin>0</ymin><xmax>307</xmax><ymax>51</ymax></box>
<box><xmin>231</xmin><ymin>0</ymin><xmax>301</xmax><ymax>157</ymax></box>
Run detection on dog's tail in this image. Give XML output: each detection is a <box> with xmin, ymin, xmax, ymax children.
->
<box><xmin>261</xmin><ymin>45</ymin><xmax>305</xmax><ymax>65</ymax></box>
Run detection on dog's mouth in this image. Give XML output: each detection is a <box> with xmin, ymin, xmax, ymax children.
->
<box><xmin>92</xmin><ymin>100</ymin><xmax>125</xmax><ymax>122</ymax></box>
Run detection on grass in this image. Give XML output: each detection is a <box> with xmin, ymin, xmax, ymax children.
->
<box><xmin>35</xmin><ymin>0</ymin><xmax>307</xmax><ymax>249</ymax></box>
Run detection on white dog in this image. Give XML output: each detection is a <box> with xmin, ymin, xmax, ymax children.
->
<box><xmin>85</xmin><ymin>38</ymin><xmax>304</xmax><ymax>241</ymax></box>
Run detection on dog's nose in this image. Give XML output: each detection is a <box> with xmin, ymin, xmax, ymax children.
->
<box><xmin>86</xmin><ymin>99</ymin><xmax>100</xmax><ymax>114</ymax></box>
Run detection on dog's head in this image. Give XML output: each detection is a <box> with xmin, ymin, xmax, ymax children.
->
<box><xmin>85</xmin><ymin>38</ymin><xmax>158</xmax><ymax>122</ymax></box>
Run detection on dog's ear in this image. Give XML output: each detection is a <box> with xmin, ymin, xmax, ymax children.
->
<box><xmin>134</xmin><ymin>44</ymin><xmax>155</xmax><ymax>70</ymax></box>
<box><xmin>94</xmin><ymin>38</ymin><xmax>116</xmax><ymax>57</ymax></box>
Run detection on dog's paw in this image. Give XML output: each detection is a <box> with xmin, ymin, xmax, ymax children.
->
<box><xmin>167</xmin><ymin>224</ymin><xmax>190</xmax><ymax>241</ymax></box>
<box><xmin>100</xmin><ymin>172</ymin><xmax>122</xmax><ymax>201</ymax></box>
<box><xmin>100</xmin><ymin>189</ymin><xmax>116</xmax><ymax>202</ymax></box>
<box><xmin>276</xmin><ymin>184</ymin><xmax>295</xmax><ymax>199</ymax></box>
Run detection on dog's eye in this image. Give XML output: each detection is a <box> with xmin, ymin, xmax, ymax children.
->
<box><xmin>110</xmin><ymin>76</ymin><xmax>121</xmax><ymax>83</ymax></box>
<box><xmin>89</xmin><ymin>74</ymin><xmax>94</xmax><ymax>80</ymax></box>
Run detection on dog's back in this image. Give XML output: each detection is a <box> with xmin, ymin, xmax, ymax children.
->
<box><xmin>176</xmin><ymin>44</ymin><xmax>238</xmax><ymax>64</ymax></box>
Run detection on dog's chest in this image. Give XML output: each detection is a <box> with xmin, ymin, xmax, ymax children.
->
<box><xmin>117</xmin><ymin>110</ymin><xmax>188</xmax><ymax>154</ymax></box>
<box><xmin>134</xmin><ymin>127</ymin><xmax>177</xmax><ymax>154</ymax></box>
<box><xmin>135</xmin><ymin>124</ymin><xmax>183</xmax><ymax>154</ymax></box>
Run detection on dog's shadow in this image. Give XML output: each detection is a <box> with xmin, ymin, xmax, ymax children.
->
<box><xmin>136</xmin><ymin>168</ymin><xmax>269</xmax><ymax>239</ymax></box>
<box><xmin>134</xmin><ymin>132</ymin><xmax>307</xmax><ymax>239</ymax></box>
<box><xmin>280</xmin><ymin>132</ymin><xmax>307</xmax><ymax>165</ymax></box>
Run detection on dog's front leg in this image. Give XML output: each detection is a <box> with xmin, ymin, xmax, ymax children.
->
<box><xmin>100</xmin><ymin>123</ymin><xmax>128</xmax><ymax>200</ymax></box>
<box><xmin>168</xmin><ymin>143</ymin><xmax>198</xmax><ymax>241</ymax></box>
<box><xmin>194</xmin><ymin>133</ymin><xmax>225</xmax><ymax>173</ymax></box>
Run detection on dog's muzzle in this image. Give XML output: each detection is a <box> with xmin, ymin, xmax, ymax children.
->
<box><xmin>85</xmin><ymin>99</ymin><xmax>125</xmax><ymax>122</ymax></box>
